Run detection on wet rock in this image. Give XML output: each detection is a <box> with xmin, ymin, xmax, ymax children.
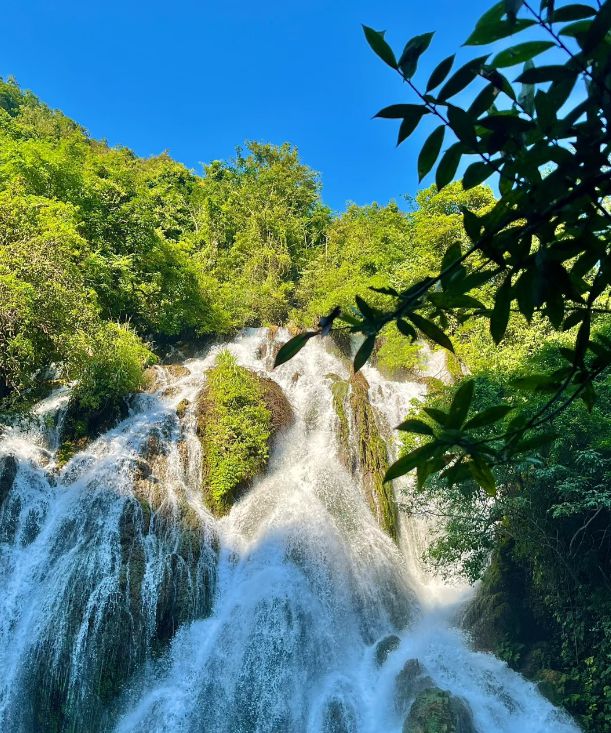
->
<box><xmin>0</xmin><ymin>454</ymin><xmax>17</xmax><ymax>508</ymax></box>
<box><xmin>322</xmin><ymin>698</ymin><xmax>358</xmax><ymax>733</ymax></box>
<box><xmin>165</xmin><ymin>364</ymin><xmax>190</xmax><ymax>379</ymax></box>
<box><xmin>349</xmin><ymin>372</ymin><xmax>398</xmax><ymax>540</ymax></box>
<box><xmin>255</xmin><ymin>374</ymin><xmax>294</xmax><ymax>433</ymax></box>
<box><xmin>403</xmin><ymin>687</ymin><xmax>475</xmax><ymax>733</ymax></box>
<box><xmin>176</xmin><ymin>398</ymin><xmax>190</xmax><ymax>418</ymax></box>
<box><xmin>375</xmin><ymin>634</ymin><xmax>401</xmax><ymax>666</ymax></box>
<box><xmin>394</xmin><ymin>659</ymin><xmax>435</xmax><ymax>714</ymax></box>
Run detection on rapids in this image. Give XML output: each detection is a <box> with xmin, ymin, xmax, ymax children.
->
<box><xmin>0</xmin><ymin>329</ymin><xmax>579</xmax><ymax>732</ymax></box>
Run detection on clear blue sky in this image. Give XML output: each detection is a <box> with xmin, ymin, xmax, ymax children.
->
<box><xmin>3</xmin><ymin>0</ymin><xmax>492</xmax><ymax>210</ymax></box>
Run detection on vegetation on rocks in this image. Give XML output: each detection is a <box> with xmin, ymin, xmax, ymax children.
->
<box><xmin>197</xmin><ymin>351</ymin><xmax>292</xmax><ymax>514</ymax></box>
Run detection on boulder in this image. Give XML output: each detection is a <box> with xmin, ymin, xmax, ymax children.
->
<box><xmin>375</xmin><ymin>634</ymin><xmax>401</xmax><ymax>666</ymax></box>
<box><xmin>0</xmin><ymin>454</ymin><xmax>17</xmax><ymax>508</ymax></box>
<box><xmin>403</xmin><ymin>687</ymin><xmax>475</xmax><ymax>733</ymax></box>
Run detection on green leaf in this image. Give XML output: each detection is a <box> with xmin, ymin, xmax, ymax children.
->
<box><xmin>490</xmin><ymin>274</ymin><xmax>512</xmax><ymax>344</ymax></box>
<box><xmin>398</xmin><ymin>32</ymin><xmax>435</xmax><ymax>79</ymax></box>
<box><xmin>397</xmin><ymin>109</ymin><xmax>429</xmax><ymax>145</ymax></box>
<box><xmin>492</xmin><ymin>41</ymin><xmax>555</xmax><ymax>67</ymax></box>
<box><xmin>552</xmin><ymin>4</ymin><xmax>597</xmax><ymax>22</ymax></box>
<box><xmin>464</xmin><ymin>405</ymin><xmax>514</xmax><ymax>429</ymax></box>
<box><xmin>374</xmin><ymin>103</ymin><xmax>425</xmax><ymax>119</ymax></box>
<box><xmin>462</xmin><ymin>208</ymin><xmax>483</xmax><ymax>242</ymax></box>
<box><xmin>465</xmin><ymin>16</ymin><xmax>536</xmax><ymax>45</ymax></box>
<box><xmin>423</xmin><ymin>407</ymin><xmax>449</xmax><ymax>426</ymax></box>
<box><xmin>512</xmin><ymin>431</ymin><xmax>557</xmax><ymax>454</ymax></box>
<box><xmin>409</xmin><ymin>311</ymin><xmax>455</xmax><ymax>352</ymax></box>
<box><xmin>468</xmin><ymin>83</ymin><xmax>499</xmax><ymax>118</ymax></box>
<box><xmin>447</xmin><ymin>105</ymin><xmax>478</xmax><ymax>148</ymax></box>
<box><xmin>505</xmin><ymin>0</ymin><xmax>524</xmax><ymax>19</ymax></box>
<box><xmin>355</xmin><ymin>295</ymin><xmax>376</xmax><ymax>320</ymax></box>
<box><xmin>396</xmin><ymin>418</ymin><xmax>436</xmax><ymax>436</ymax></box>
<box><xmin>436</xmin><ymin>142</ymin><xmax>464</xmax><ymax>190</ymax></box>
<box><xmin>438</xmin><ymin>55</ymin><xmax>489</xmax><ymax>101</ymax></box>
<box><xmin>467</xmin><ymin>457</ymin><xmax>497</xmax><ymax>495</ymax></box>
<box><xmin>418</xmin><ymin>125</ymin><xmax>445</xmax><ymax>181</ymax></box>
<box><xmin>397</xmin><ymin>318</ymin><xmax>418</xmax><ymax>340</ymax></box>
<box><xmin>463</xmin><ymin>161</ymin><xmax>493</xmax><ymax>189</ymax></box>
<box><xmin>353</xmin><ymin>335</ymin><xmax>376</xmax><ymax>372</ymax></box>
<box><xmin>426</xmin><ymin>54</ymin><xmax>455</xmax><ymax>92</ymax></box>
<box><xmin>515</xmin><ymin>65</ymin><xmax>576</xmax><ymax>83</ymax></box>
<box><xmin>362</xmin><ymin>26</ymin><xmax>398</xmax><ymax>69</ymax></box>
<box><xmin>384</xmin><ymin>442</ymin><xmax>441</xmax><ymax>481</ymax></box>
<box><xmin>441</xmin><ymin>241</ymin><xmax>462</xmax><ymax>274</ymax></box>
<box><xmin>274</xmin><ymin>332</ymin><xmax>317</xmax><ymax>367</ymax></box>
<box><xmin>449</xmin><ymin>379</ymin><xmax>475</xmax><ymax>427</ymax></box>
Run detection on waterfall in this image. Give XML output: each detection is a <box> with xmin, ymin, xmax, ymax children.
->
<box><xmin>0</xmin><ymin>329</ymin><xmax>579</xmax><ymax>733</ymax></box>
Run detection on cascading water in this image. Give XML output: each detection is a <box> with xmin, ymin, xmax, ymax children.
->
<box><xmin>0</xmin><ymin>329</ymin><xmax>579</xmax><ymax>733</ymax></box>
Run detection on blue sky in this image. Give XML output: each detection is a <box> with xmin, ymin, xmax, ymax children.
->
<box><xmin>3</xmin><ymin>0</ymin><xmax>492</xmax><ymax>210</ymax></box>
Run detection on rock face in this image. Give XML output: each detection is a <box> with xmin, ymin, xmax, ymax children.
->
<box><xmin>394</xmin><ymin>659</ymin><xmax>435</xmax><ymax>714</ymax></box>
<box><xmin>0</xmin><ymin>454</ymin><xmax>17</xmax><ymax>508</ymax></box>
<box><xmin>195</xmin><ymin>351</ymin><xmax>293</xmax><ymax>515</ymax></box>
<box><xmin>403</xmin><ymin>687</ymin><xmax>475</xmax><ymax>733</ymax></box>
<box><xmin>375</xmin><ymin>634</ymin><xmax>401</xmax><ymax>666</ymax></box>
<box><xmin>328</xmin><ymin>371</ymin><xmax>398</xmax><ymax>540</ymax></box>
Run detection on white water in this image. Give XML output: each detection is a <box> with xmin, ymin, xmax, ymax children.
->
<box><xmin>0</xmin><ymin>329</ymin><xmax>579</xmax><ymax>732</ymax></box>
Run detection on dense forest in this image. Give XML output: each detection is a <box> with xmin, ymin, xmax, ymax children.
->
<box><xmin>0</xmin><ymin>73</ymin><xmax>609</xmax><ymax>731</ymax></box>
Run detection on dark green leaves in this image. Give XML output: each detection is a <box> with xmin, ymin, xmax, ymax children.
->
<box><xmin>396</xmin><ymin>418</ymin><xmax>436</xmax><ymax>435</ymax></box>
<box><xmin>492</xmin><ymin>41</ymin><xmax>555</xmax><ymax>67</ymax></box>
<box><xmin>438</xmin><ymin>55</ymin><xmax>490</xmax><ymax>101</ymax></box>
<box><xmin>449</xmin><ymin>379</ymin><xmax>475</xmax><ymax>428</ymax></box>
<box><xmin>436</xmin><ymin>142</ymin><xmax>464</xmax><ymax>190</ymax></box>
<box><xmin>426</xmin><ymin>54</ymin><xmax>455</xmax><ymax>91</ymax></box>
<box><xmin>397</xmin><ymin>109</ymin><xmax>429</xmax><ymax>145</ymax></box>
<box><xmin>463</xmin><ymin>161</ymin><xmax>494</xmax><ymax>189</ymax></box>
<box><xmin>515</xmin><ymin>65</ymin><xmax>576</xmax><ymax>83</ymax></box>
<box><xmin>274</xmin><ymin>332</ymin><xmax>317</xmax><ymax>367</ymax></box>
<box><xmin>384</xmin><ymin>442</ymin><xmax>440</xmax><ymax>481</ymax></box>
<box><xmin>374</xmin><ymin>103</ymin><xmax>424</xmax><ymax>119</ymax></box>
<box><xmin>362</xmin><ymin>26</ymin><xmax>398</xmax><ymax>69</ymax></box>
<box><xmin>418</xmin><ymin>125</ymin><xmax>445</xmax><ymax>181</ymax></box>
<box><xmin>551</xmin><ymin>4</ymin><xmax>597</xmax><ymax>22</ymax></box>
<box><xmin>464</xmin><ymin>405</ymin><xmax>514</xmax><ymax>429</ymax></box>
<box><xmin>490</xmin><ymin>274</ymin><xmax>512</xmax><ymax>344</ymax></box>
<box><xmin>398</xmin><ymin>32</ymin><xmax>435</xmax><ymax>79</ymax></box>
<box><xmin>465</xmin><ymin>7</ymin><xmax>535</xmax><ymax>45</ymax></box>
<box><xmin>409</xmin><ymin>311</ymin><xmax>455</xmax><ymax>352</ymax></box>
<box><xmin>353</xmin><ymin>335</ymin><xmax>376</xmax><ymax>372</ymax></box>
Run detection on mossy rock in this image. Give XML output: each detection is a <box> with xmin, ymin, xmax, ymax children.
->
<box><xmin>394</xmin><ymin>659</ymin><xmax>435</xmax><ymax>714</ymax></box>
<box><xmin>176</xmin><ymin>398</ymin><xmax>190</xmax><ymax>418</ymax></box>
<box><xmin>255</xmin><ymin>374</ymin><xmax>294</xmax><ymax>433</ymax></box>
<box><xmin>404</xmin><ymin>688</ymin><xmax>475</xmax><ymax>733</ymax></box>
<box><xmin>55</xmin><ymin>397</ymin><xmax>128</xmax><ymax>467</ymax></box>
<box><xmin>0</xmin><ymin>454</ymin><xmax>17</xmax><ymax>508</ymax></box>
<box><xmin>196</xmin><ymin>351</ymin><xmax>292</xmax><ymax>515</ymax></box>
<box><xmin>165</xmin><ymin>364</ymin><xmax>190</xmax><ymax>379</ymax></box>
<box><xmin>349</xmin><ymin>372</ymin><xmax>398</xmax><ymax>540</ymax></box>
<box><xmin>321</xmin><ymin>698</ymin><xmax>358</xmax><ymax>733</ymax></box>
<box><xmin>375</xmin><ymin>634</ymin><xmax>401</xmax><ymax>666</ymax></box>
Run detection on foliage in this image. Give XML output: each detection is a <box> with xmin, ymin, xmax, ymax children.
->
<box><xmin>403</xmin><ymin>327</ymin><xmax>611</xmax><ymax>729</ymax></box>
<box><xmin>198</xmin><ymin>351</ymin><xmax>272</xmax><ymax>513</ymax></box>
<box><xmin>278</xmin><ymin>0</ymin><xmax>611</xmax><ymax>495</ymax></box>
<box><xmin>0</xmin><ymin>80</ymin><xmax>328</xmax><ymax>411</ymax></box>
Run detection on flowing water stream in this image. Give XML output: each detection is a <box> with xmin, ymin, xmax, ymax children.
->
<box><xmin>0</xmin><ymin>329</ymin><xmax>579</xmax><ymax>732</ymax></box>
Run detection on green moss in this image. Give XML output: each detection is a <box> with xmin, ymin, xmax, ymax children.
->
<box><xmin>328</xmin><ymin>375</ymin><xmax>351</xmax><ymax>466</ymax></box>
<box><xmin>404</xmin><ymin>688</ymin><xmax>475</xmax><ymax>733</ymax></box>
<box><xmin>349</xmin><ymin>372</ymin><xmax>398</xmax><ymax>541</ymax></box>
<box><xmin>197</xmin><ymin>351</ymin><xmax>273</xmax><ymax>514</ymax></box>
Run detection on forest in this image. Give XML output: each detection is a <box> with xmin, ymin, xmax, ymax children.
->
<box><xmin>0</xmin><ymin>1</ymin><xmax>610</xmax><ymax>725</ymax></box>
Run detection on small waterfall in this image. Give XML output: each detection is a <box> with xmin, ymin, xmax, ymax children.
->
<box><xmin>0</xmin><ymin>329</ymin><xmax>579</xmax><ymax>732</ymax></box>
